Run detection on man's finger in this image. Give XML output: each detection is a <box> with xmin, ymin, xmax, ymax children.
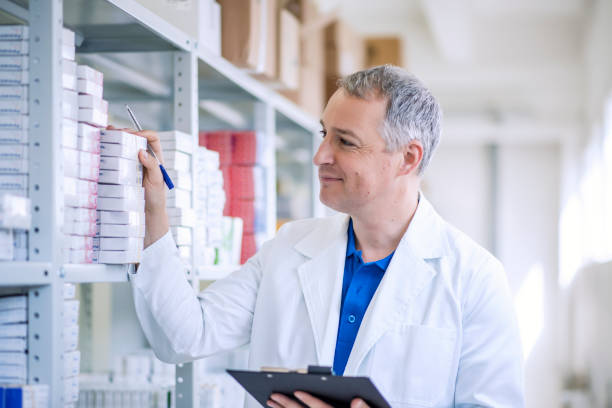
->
<box><xmin>351</xmin><ymin>398</ymin><xmax>370</xmax><ymax>408</ymax></box>
<box><xmin>266</xmin><ymin>400</ymin><xmax>283</xmax><ymax>408</ymax></box>
<box><xmin>269</xmin><ymin>393</ymin><xmax>302</xmax><ymax>408</ymax></box>
<box><xmin>138</xmin><ymin>149</ymin><xmax>158</xmax><ymax>171</ymax></box>
<box><xmin>294</xmin><ymin>391</ymin><xmax>334</xmax><ymax>408</ymax></box>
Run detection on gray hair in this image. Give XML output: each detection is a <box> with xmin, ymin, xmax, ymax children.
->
<box><xmin>337</xmin><ymin>65</ymin><xmax>442</xmax><ymax>174</ymax></box>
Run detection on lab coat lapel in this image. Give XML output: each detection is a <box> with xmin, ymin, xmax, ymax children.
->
<box><xmin>295</xmin><ymin>215</ymin><xmax>349</xmax><ymax>366</ymax></box>
<box><xmin>344</xmin><ymin>196</ymin><xmax>448</xmax><ymax>375</ymax></box>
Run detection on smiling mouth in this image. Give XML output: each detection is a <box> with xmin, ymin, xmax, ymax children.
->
<box><xmin>319</xmin><ymin>175</ymin><xmax>342</xmax><ymax>182</ymax></box>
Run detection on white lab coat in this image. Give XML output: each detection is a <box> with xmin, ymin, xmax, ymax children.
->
<box><xmin>131</xmin><ymin>197</ymin><xmax>524</xmax><ymax>407</ymax></box>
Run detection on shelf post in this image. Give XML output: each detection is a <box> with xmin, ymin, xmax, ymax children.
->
<box><xmin>173</xmin><ymin>49</ymin><xmax>200</xmax><ymax>408</ymax></box>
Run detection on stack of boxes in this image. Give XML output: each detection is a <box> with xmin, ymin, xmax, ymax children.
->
<box><xmin>202</xmin><ymin>130</ymin><xmax>265</xmax><ymax>264</ymax></box>
<box><xmin>0</xmin><ymin>194</ymin><xmax>30</xmax><ymax>261</ymax></box>
<box><xmin>63</xmin><ymin>283</ymin><xmax>80</xmax><ymax>407</ymax></box>
<box><xmin>61</xmin><ymin>27</ymin><xmax>105</xmax><ymax>264</ymax></box>
<box><xmin>159</xmin><ymin>131</ymin><xmax>194</xmax><ymax>264</ymax></box>
<box><xmin>194</xmin><ymin>145</ymin><xmax>227</xmax><ymax>265</ymax></box>
<box><xmin>0</xmin><ymin>25</ymin><xmax>30</xmax><ymax>261</ymax></box>
<box><xmin>0</xmin><ymin>294</ymin><xmax>27</xmax><ymax>383</ymax></box>
<box><xmin>94</xmin><ymin>129</ymin><xmax>146</xmax><ymax>264</ymax></box>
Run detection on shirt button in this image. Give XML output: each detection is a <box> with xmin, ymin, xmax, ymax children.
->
<box><xmin>347</xmin><ymin>314</ymin><xmax>356</xmax><ymax>323</ymax></box>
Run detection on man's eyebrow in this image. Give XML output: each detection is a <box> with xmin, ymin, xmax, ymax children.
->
<box><xmin>320</xmin><ymin>120</ymin><xmax>360</xmax><ymax>140</ymax></box>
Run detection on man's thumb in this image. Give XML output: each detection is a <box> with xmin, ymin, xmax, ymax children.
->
<box><xmin>138</xmin><ymin>149</ymin><xmax>157</xmax><ymax>170</ymax></box>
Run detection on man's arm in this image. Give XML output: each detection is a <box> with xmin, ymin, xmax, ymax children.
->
<box><xmin>454</xmin><ymin>257</ymin><xmax>525</xmax><ymax>407</ymax></box>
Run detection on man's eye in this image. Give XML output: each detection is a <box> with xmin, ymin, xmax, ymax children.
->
<box><xmin>319</xmin><ymin>130</ymin><xmax>327</xmax><ymax>138</ymax></box>
<box><xmin>340</xmin><ymin>138</ymin><xmax>354</xmax><ymax>146</ymax></box>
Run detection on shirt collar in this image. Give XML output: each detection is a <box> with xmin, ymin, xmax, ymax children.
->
<box><xmin>346</xmin><ymin>218</ymin><xmax>394</xmax><ymax>270</ymax></box>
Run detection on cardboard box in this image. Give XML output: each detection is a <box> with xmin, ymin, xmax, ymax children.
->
<box><xmin>277</xmin><ymin>9</ymin><xmax>300</xmax><ymax>90</ymax></box>
<box><xmin>324</xmin><ymin>20</ymin><xmax>364</xmax><ymax>76</ymax></box>
<box><xmin>219</xmin><ymin>0</ymin><xmax>262</xmax><ymax>70</ymax></box>
<box><xmin>365</xmin><ymin>37</ymin><xmax>402</xmax><ymax>68</ymax></box>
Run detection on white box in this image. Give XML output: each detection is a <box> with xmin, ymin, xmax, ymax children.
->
<box><xmin>63</xmin><ymin>28</ymin><xmax>75</xmax><ymax>46</ymax></box>
<box><xmin>168</xmin><ymin>212</ymin><xmax>196</xmax><ymax>228</ymax></box>
<box><xmin>77</xmin><ymin>122</ymin><xmax>101</xmax><ymax>153</ymax></box>
<box><xmin>160</xmin><ymin>138</ymin><xmax>193</xmax><ymax>154</ymax></box>
<box><xmin>0</xmin><ymin>158</ymin><xmax>27</xmax><ymax>174</ymax></box>
<box><xmin>63</xmin><ymin>89</ymin><xmax>78</xmax><ymax>120</ymax></box>
<box><xmin>0</xmin><ymin>174</ymin><xmax>27</xmax><ymax>190</ymax></box>
<box><xmin>100</xmin><ymin>142</ymin><xmax>144</xmax><ymax>160</ymax></box>
<box><xmin>94</xmin><ymin>237</ymin><xmax>143</xmax><ymax>252</ymax></box>
<box><xmin>0</xmin><ymin>194</ymin><xmax>30</xmax><ymax>229</ymax></box>
<box><xmin>0</xmin><ymin>25</ymin><xmax>28</xmax><ymax>40</ymax></box>
<box><xmin>63</xmin><ymin>59</ymin><xmax>77</xmax><ymax>91</ymax></box>
<box><xmin>77</xmin><ymin>65</ymin><xmax>103</xmax><ymax>85</ymax></box>
<box><xmin>166</xmin><ymin>188</ymin><xmax>191</xmax><ymax>208</ymax></box>
<box><xmin>0</xmin><ymin>114</ymin><xmax>28</xmax><ymax>130</ymax></box>
<box><xmin>0</xmin><ymin>143</ymin><xmax>27</xmax><ymax>160</ymax></box>
<box><xmin>0</xmin><ymin>336</ymin><xmax>26</xmax><ymax>352</ymax></box>
<box><xmin>78</xmin><ymin>150</ymin><xmax>100</xmax><ymax>182</ymax></box>
<box><xmin>64</xmin><ymin>176</ymin><xmax>98</xmax><ymax>196</ymax></box>
<box><xmin>100</xmin><ymin>156</ymin><xmax>142</xmax><ymax>173</ymax></box>
<box><xmin>0</xmin><ymin>55</ymin><xmax>28</xmax><ymax>70</ymax></box>
<box><xmin>78</xmin><ymin>94</ymin><xmax>108</xmax><ymax>112</ymax></box>
<box><xmin>64</xmin><ymin>248</ymin><xmax>95</xmax><ymax>264</ymax></box>
<box><xmin>63</xmin><ymin>376</ymin><xmax>79</xmax><ymax>403</ymax></box>
<box><xmin>96</xmin><ymin>223</ymin><xmax>145</xmax><ymax>238</ymax></box>
<box><xmin>0</xmin><ymin>85</ymin><xmax>27</xmax><ymax>100</ymax></box>
<box><xmin>0</xmin><ymin>295</ymin><xmax>26</xmax><ymax>311</ymax></box>
<box><xmin>64</xmin><ymin>207</ymin><xmax>97</xmax><ymax>223</ymax></box>
<box><xmin>63</xmin><ymin>325</ymin><xmax>79</xmax><ymax>352</ymax></box>
<box><xmin>63</xmin><ymin>283</ymin><xmax>76</xmax><ymax>299</ymax></box>
<box><xmin>98</xmin><ymin>168</ymin><xmax>142</xmax><ymax>186</ymax></box>
<box><xmin>97</xmin><ymin>210</ymin><xmax>144</xmax><ymax>225</ymax></box>
<box><xmin>171</xmin><ymin>226</ymin><xmax>192</xmax><ymax>246</ymax></box>
<box><xmin>0</xmin><ymin>130</ymin><xmax>27</xmax><ymax>144</ymax></box>
<box><xmin>78</xmin><ymin>108</ymin><xmax>107</xmax><ymax>127</ymax></box>
<box><xmin>0</xmin><ymin>322</ymin><xmax>26</xmax><ymax>337</ymax></box>
<box><xmin>64</xmin><ymin>300</ymin><xmax>79</xmax><ymax>325</ymax></box>
<box><xmin>0</xmin><ymin>352</ymin><xmax>26</xmax><ymax>366</ymax></box>
<box><xmin>62</xmin><ymin>221</ymin><xmax>97</xmax><ymax>237</ymax></box>
<box><xmin>0</xmin><ymin>70</ymin><xmax>28</xmax><ymax>85</ymax></box>
<box><xmin>165</xmin><ymin>169</ymin><xmax>192</xmax><ymax>191</ymax></box>
<box><xmin>0</xmin><ymin>228</ymin><xmax>13</xmax><ymax>260</ymax></box>
<box><xmin>0</xmin><ymin>40</ymin><xmax>28</xmax><ymax>56</ymax></box>
<box><xmin>0</xmin><ymin>307</ymin><xmax>26</xmax><ymax>324</ymax></box>
<box><xmin>97</xmin><ymin>197</ymin><xmax>144</xmax><ymax>212</ymax></box>
<box><xmin>63</xmin><ymin>235</ymin><xmax>94</xmax><ymax>250</ymax></box>
<box><xmin>62</xmin><ymin>43</ymin><xmax>75</xmax><ymax>61</ymax></box>
<box><xmin>0</xmin><ymin>99</ymin><xmax>27</xmax><ymax>115</ymax></box>
<box><xmin>62</xmin><ymin>119</ymin><xmax>78</xmax><ymax>149</ymax></box>
<box><xmin>94</xmin><ymin>249</ymin><xmax>141</xmax><ymax>264</ymax></box>
<box><xmin>98</xmin><ymin>184</ymin><xmax>144</xmax><ymax>199</ymax></box>
<box><xmin>63</xmin><ymin>350</ymin><xmax>81</xmax><ymax>378</ymax></box>
<box><xmin>100</xmin><ymin>130</ymin><xmax>147</xmax><ymax>147</ymax></box>
<box><xmin>163</xmin><ymin>149</ymin><xmax>191</xmax><ymax>172</ymax></box>
<box><xmin>77</xmin><ymin>78</ymin><xmax>103</xmax><ymax>98</ymax></box>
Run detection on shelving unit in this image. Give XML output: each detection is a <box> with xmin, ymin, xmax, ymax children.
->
<box><xmin>0</xmin><ymin>0</ymin><xmax>322</xmax><ymax>406</ymax></box>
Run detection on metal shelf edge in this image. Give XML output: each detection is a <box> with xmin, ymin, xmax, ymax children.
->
<box><xmin>0</xmin><ymin>262</ymin><xmax>54</xmax><ymax>286</ymax></box>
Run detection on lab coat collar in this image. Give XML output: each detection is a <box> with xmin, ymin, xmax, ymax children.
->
<box><xmin>294</xmin><ymin>195</ymin><xmax>449</xmax><ymax>370</ymax></box>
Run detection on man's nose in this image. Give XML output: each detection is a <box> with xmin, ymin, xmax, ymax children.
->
<box><xmin>313</xmin><ymin>136</ymin><xmax>333</xmax><ymax>167</ymax></box>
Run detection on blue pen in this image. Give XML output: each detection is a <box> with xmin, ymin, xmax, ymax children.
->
<box><xmin>125</xmin><ymin>105</ymin><xmax>175</xmax><ymax>190</ymax></box>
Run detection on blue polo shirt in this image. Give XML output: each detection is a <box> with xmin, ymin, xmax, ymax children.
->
<box><xmin>333</xmin><ymin>219</ymin><xmax>395</xmax><ymax>375</ymax></box>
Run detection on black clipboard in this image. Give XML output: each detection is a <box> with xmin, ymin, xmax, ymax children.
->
<box><xmin>227</xmin><ymin>366</ymin><xmax>391</xmax><ymax>408</ymax></box>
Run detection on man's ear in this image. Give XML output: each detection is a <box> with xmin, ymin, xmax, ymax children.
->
<box><xmin>398</xmin><ymin>140</ymin><xmax>424</xmax><ymax>176</ymax></box>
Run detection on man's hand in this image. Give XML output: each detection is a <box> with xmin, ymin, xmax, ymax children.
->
<box><xmin>267</xmin><ymin>392</ymin><xmax>370</xmax><ymax>408</ymax></box>
<box><xmin>106</xmin><ymin>125</ymin><xmax>168</xmax><ymax>248</ymax></box>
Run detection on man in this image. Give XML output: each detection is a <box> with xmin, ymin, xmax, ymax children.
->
<box><xmin>131</xmin><ymin>65</ymin><xmax>524</xmax><ymax>407</ymax></box>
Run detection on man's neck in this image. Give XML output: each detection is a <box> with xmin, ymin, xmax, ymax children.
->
<box><xmin>350</xmin><ymin>189</ymin><xmax>420</xmax><ymax>263</ymax></box>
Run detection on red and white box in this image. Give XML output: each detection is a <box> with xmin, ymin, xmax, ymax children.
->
<box><xmin>241</xmin><ymin>233</ymin><xmax>256</xmax><ymax>264</ymax></box>
<box><xmin>78</xmin><ymin>94</ymin><xmax>108</xmax><ymax>113</ymax></box>
<box><xmin>232</xmin><ymin>131</ymin><xmax>258</xmax><ymax>165</ymax></box>
<box><xmin>64</xmin><ymin>207</ymin><xmax>97</xmax><ymax>223</ymax></box>
<box><xmin>62</xmin><ymin>221</ymin><xmax>97</xmax><ymax>237</ymax></box>
<box><xmin>230</xmin><ymin>199</ymin><xmax>254</xmax><ymax>234</ymax></box>
<box><xmin>77</xmin><ymin>123</ymin><xmax>101</xmax><ymax>154</ymax></box>
<box><xmin>203</xmin><ymin>131</ymin><xmax>232</xmax><ymax>165</ymax></box>
<box><xmin>62</xmin><ymin>89</ymin><xmax>78</xmax><ymax>121</ymax></box>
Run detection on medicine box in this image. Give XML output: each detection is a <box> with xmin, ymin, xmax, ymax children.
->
<box><xmin>94</xmin><ymin>236</ymin><xmax>143</xmax><ymax>252</ymax></box>
<box><xmin>163</xmin><ymin>149</ymin><xmax>192</xmax><ymax>172</ymax></box>
<box><xmin>63</xmin><ymin>300</ymin><xmax>79</xmax><ymax>327</ymax></box>
<box><xmin>0</xmin><ymin>85</ymin><xmax>27</xmax><ymax>100</ymax></box>
<box><xmin>0</xmin><ymin>322</ymin><xmax>26</xmax><ymax>337</ymax></box>
<box><xmin>63</xmin><ymin>235</ymin><xmax>94</xmax><ymax>250</ymax></box>
<box><xmin>0</xmin><ymin>174</ymin><xmax>27</xmax><ymax>190</ymax></box>
<box><xmin>100</xmin><ymin>156</ymin><xmax>141</xmax><ymax>173</ymax></box>
<box><xmin>0</xmin><ymin>295</ymin><xmax>26</xmax><ymax>311</ymax></box>
<box><xmin>77</xmin><ymin>78</ymin><xmax>103</xmax><ymax>98</ymax></box>
<box><xmin>64</xmin><ymin>207</ymin><xmax>97</xmax><ymax>223</ymax></box>
<box><xmin>0</xmin><ymin>55</ymin><xmax>28</xmax><ymax>70</ymax></box>
<box><xmin>0</xmin><ymin>40</ymin><xmax>28</xmax><ymax>56</ymax></box>
<box><xmin>63</xmin><ymin>325</ymin><xmax>79</xmax><ymax>352</ymax></box>
<box><xmin>77</xmin><ymin>65</ymin><xmax>103</xmax><ymax>85</ymax></box>
<box><xmin>100</xmin><ymin>130</ymin><xmax>147</xmax><ymax>147</ymax></box>
<box><xmin>168</xmin><ymin>212</ymin><xmax>196</xmax><ymax>228</ymax></box>
<box><xmin>0</xmin><ymin>70</ymin><xmax>28</xmax><ymax>85</ymax></box>
<box><xmin>0</xmin><ymin>114</ymin><xmax>28</xmax><ymax>130</ymax></box>
<box><xmin>98</xmin><ymin>184</ymin><xmax>144</xmax><ymax>200</ymax></box>
<box><xmin>62</xmin><ymin>43</ymin><xmax>75</xmax><ymax>61</ymax></box>
<box><xmin>78</xmin><ymin>108</ymin><xmax>108</xmax><ymax>128</ymax></box>
<box><xmin>78</xmin><ymin>94</ymin><xmax>108</xmax><ymax>112</ymax></box>
<box><xmin>0</xmin><ymin>157</ymin><xmax>27</xmax><ymax>174</ymax></box>
<box><xmin>63</xmin><ymin>89</ymin><xmax>78</xmax><ymax>120</ymax></box>
<box><xmin>97</xmin><ymin>197</ymin><xmax>145</xmax><ymax>212</ymax></box>
<box><xmin>94</xmin><ymin>249</ymin><xmax>141</xmax><ymax>264</ymax></box>
<box><xmin>0</xmin><ymin>307</ymin><xmax>26</xmax><ymax>324</ymax></box>
<box><xmin>97</xmin><ymin>210</ymin><xmax>144</xmax><ymax>225</ymax></box>
<box><xmin>165</xmin><ymin>169</ymin><xmax>192</xmax><ymax>191</ymax></box>
<box><xmin>0</xmin><ymin>99</ymin><xmax>27</xmax><ymax>115</ymax></box>
<box><xmin>63</xmin><ymin>59</ymin><xmax>77</xmax><ymax>91</ymax></box>
<box><xmin>98</xmin><ymin>168</ymin><xmax>142</xmax><ymax>186</ymax></box>
<box><xmin>63</xmin><ymin>28</ymin><xmax>75</xmax><ymax>47</ymax></box>
<box><xmin>166</xmin><ymin>187</ymin><xmax>191</xmax><ymax>208</ymax></box>
<box><xmin>96</xmin><ymin>223</ymin><xmax>145</xmax><ymax>238</ymax></box>
<box><xmin>63</xmin><ymin>350</ymin><xmax>81</xmax><ymax>378</ymax></box>
<box><xmin>64</xmin><ymin>283</ymin><xmax>76</xmax><ymax>299</ymax></box>
<box><xmin>62</xmin><ymin>119</ymin><xmax>78</xmax><ymax>149</ymax></box>
<box><xmin>0</xmin><ymin>25</ymin><xmax>28</xmax><ymax>41</ymax></box>
<box><xmin>62</xmin><ymin>220</ymin><xmax>97</xmax><ymax>237</ymax></box>
<box><xmin>0</xmin><ymin>130</ymin><xmax>27</xmax><ymax>144</ymax></box>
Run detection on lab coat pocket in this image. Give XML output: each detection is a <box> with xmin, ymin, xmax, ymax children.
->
<box><xmin>370</xmin><ymin>324</ymin><xmax>457</xmax><ymax>407</ymax></box>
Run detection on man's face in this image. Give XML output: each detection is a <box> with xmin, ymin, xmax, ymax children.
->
<box><xmin>314</xmin><ymin>89</ymin><xmax>406</xmax><ymax>215</ymax></box>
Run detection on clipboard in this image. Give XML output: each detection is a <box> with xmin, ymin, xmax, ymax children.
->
<box><xmin>227</xmin><ymin>365</ymin><xmax>391</xmax><ymax>408</ymax></box>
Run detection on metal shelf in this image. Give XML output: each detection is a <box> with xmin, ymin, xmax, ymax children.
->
<box><xmin>0</xmin><ymin>262</ymin><xmax>54</xmax><ymax>286</ymax></box>
<box><xmin>63</xmin><ymin>264</ymin><xmax>133</xmax><ymax>283</ymax></box>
